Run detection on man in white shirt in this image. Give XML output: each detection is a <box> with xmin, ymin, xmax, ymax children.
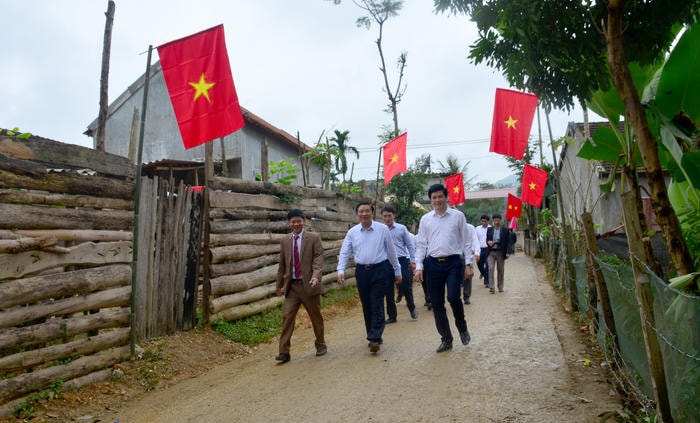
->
<box><xmin>474</xmin><ymin>215</ymin><xmax>491</xmax><ymax>288</ymax></box>
<box><xmin>337</xmin><ymin>202</ymin><xmax>402</xmax><ymax>353</ymax></box>
<box><xmin>462</xmin><ymin>222</ymin><xmax>480</xmax><ymax>304</ymax></box>
<box><xmin>415</xmin><ymin>184</ymin><xmax>473</xmax><ymax>353</ymax></box>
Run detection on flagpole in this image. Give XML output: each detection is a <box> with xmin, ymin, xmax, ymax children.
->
<box><xmin>130</xmin><ymin>45</ymin><xmax>153</xmax><ymax>358</ymax></box>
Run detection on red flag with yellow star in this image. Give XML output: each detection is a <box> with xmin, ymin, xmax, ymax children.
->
<box><xmin>444</xmin><ymin>173</ymin><xmax>465</xmax><ymax>205</ymax></box>
<box><xmin>505</xmin><ymin>193</ymin><xmax>523</xmax><ymax>220</ymax></box>
<box><xmin>521</xmin><ymin>164</ymin><xmax>548</xmax><ymax>207</ymax></box>
<box><xmin>490</xmin><ymin>88</ymin><xmax>538</xmax><ymax>160</ymax></box>
<box><xmin>157</xmin><ymin>24</ymin><xmax>245</xmax><ymax>149</ymax></box>
<box><xmin>382</xmin><ymin>132</ymin><xmax>407</xmax><ymax>184</ymax></box>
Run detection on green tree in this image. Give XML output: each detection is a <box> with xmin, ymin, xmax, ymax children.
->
<box><xmin>436</xmin><ymin>153</ymin><xmax>476</xmax><ymax>189</ymax></box>
<box><xmin>385</xmin><ymin>154</ymin><xmax>431</xmax><ymax>229</ymax></box>
<box><xmin>329</xmin><ymin>129</ymin><xmax>360</xmax><ymax>183</ymax></box>
<box><xmin>353</xmin><ymin>0</ymin><xmax>406</xmax><ymax>134</ymax></box>
<box><xmin>433</xmin><ymin>0</ymin><xmax>699</xmax><ymax>275</ymax></box>
<box><xmin>303</xmin><ymin>130</ymin><xmax>338</xmax><ymax>189</ymax></box>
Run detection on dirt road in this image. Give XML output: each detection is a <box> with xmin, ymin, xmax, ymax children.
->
<box><xmin>100</xmin><ymin>254</ymin><xmax>621</xmax><ymax>422</ymax></box>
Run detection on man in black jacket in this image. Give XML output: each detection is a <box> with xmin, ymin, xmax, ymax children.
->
<box><xmin>485</xmin><ymin>214</ymin><xmax>513</xmax><ymax>293</ymax></box>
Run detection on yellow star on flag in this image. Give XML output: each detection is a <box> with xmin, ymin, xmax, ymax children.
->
<box><xmin>529</xmin><ymin>181</ymin><xmax>537</xmax><ymax>190</ymax></box>
<box><xmin>189</xmin><ymin>73</ymin><xmax>216</xmax><ymax>102</ymax></box>
<box><xmin>453</xmin><ymin>186</ymin><xmax>460</xmax><ymax>194</ymax></box>
<box><xmin>505</xmin><ymin>115</ymin><xmax>518</xmax><ymax>129</ymax></box>
<box><xmin>390</xmin><ymin>153</ymin><xmax>399</xmax><ymax>163</ymax></box>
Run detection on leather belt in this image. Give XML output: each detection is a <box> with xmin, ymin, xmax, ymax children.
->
<box><xmin>428</xmin><ymin>254</ymin><xmax>459</xmax><ymax>262</ymax></box>
<box><xmin>291</xmin><ymin>279</ymin><xmax>303</xmax><ymax>283</ymax></box>
<box><xmin>356</xmin><ymin>260</ymin><xmax>387</xmax><ymax>270</ymax></box>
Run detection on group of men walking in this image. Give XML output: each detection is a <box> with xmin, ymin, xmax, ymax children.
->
<box><xmin>274</xmin><ymin>183</ymin><xmax>515</xmax><ymax>363</ymax></box>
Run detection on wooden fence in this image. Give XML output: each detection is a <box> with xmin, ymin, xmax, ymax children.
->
<box><xmin>0</xmin><ymin>135</ymin><xmax>363</xmax><ymax>413</ymax></box>
<box><xmin>203</xmin><ymin>178</ymin><xmax>360</xmax><ymax>322</ymax></box>
<box><xmin>0</xmin><ymin>135</ymin><xmax>136</xmax><ymax>412</ymax></box>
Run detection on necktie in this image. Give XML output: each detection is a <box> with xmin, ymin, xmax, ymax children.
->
<box><xmin>293</xmin><ymin>235</ymin><xmax>301</xmax><ymax>279</ymax></box>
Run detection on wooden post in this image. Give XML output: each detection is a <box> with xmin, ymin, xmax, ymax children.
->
<box><xmin>128</xmin><ymin>107</ymin><xmax>139</xmax><ymax>164</ymax></box>
<box><xmin>95</xmin><ymin>0</ymin><xmax>115</xmax><ymax>152</ymax></box>
<box><xmin>621</xmin><ymin>191</ymin><xmax>672</xmax><ymax>422</ymax></box>
<box><xmin>219</xmin><ymin>137</ymin><xmax>227</xmax><ymax>177</ymax></box>
<box><xmin>261</xmin><ymin>138</ymin><xmax>269</xmax><ymax>182</ymax></box>
<box><xmin>581</xmin><ymin>212</ymin><xmax>617</xmax><ymax>345</ymax></box>
<box><xmin>202</xmin><ymin>141</ymin><xmax>214</xmax><ymax>323</ymax></box>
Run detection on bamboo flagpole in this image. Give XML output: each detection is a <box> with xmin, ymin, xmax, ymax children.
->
<box><xmin>130</xmin><ymin>45</ymin><xmax>153</xmax><ymax>358</ymax></box>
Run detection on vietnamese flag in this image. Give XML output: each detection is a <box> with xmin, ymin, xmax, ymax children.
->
<box><xmin>382</xmin><ymin>132</ymin><xmax>407</xmax><ymax>184</ymax></box>
<box><xmin>157</xmin><ymin>24</ymin><xmax>245</xmax><ymax>149</ymax></box>
<box><xmin>505</xmin><ymin>193</ymin><xmax>523</xmax><ymax>220</ymax></box>
<box><xmin>521</xmin><ymin>164</ymin><xmax>548</xmax><ymax>207</ymax></box>
<box><xmin>489</xmin><ymin>88</ymin><xmax>538</xmax><ymax>160</ymax></box>
<box><xmin>444</xmin><ymin>173</ymin><xmax>465</xmax><ymax>205</ymax></box>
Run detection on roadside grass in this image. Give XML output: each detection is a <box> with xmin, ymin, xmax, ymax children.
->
<box><xmin>212</xmin><ymin>286</ymin><xmax>359</xmax><ymax>345</ymax></box>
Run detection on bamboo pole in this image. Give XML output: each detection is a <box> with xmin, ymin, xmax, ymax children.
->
<box><xmin>130</xmin><ymin>45</ymin><xmax>153</xmax><ymax>358</ymax></box>
<box><xmin>621</xmin><ymin>191</ymin><xmax>671</xmax><ymax>421</ymax></box>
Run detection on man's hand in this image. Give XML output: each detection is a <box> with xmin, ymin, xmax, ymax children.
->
<box><xmin>337</xmin><ymin>274</ymin><xmax>345</xmax><ymax>287</ymax></box>
<box><xmin>464</xmin><ymin>265</ymin><xmax>474</xmax><ymax>280</ymax></box>
<box><xmin>410</xmin><ymin>263</ymin><xmax>416</xmax><ymax>272</ymax></box>
<box><xmin>395</xmin><ymin>275</ymin><xmax>402</xmax><ymax>284</ymax></box>
<box><xmin>275</xmin><ymin>287</ymin><xmax>284</xmax><ymax>297</ymax></box>
<box><xmin>415</xmin><ymin>269</ymin><xmax>423</xmax><ymax>283</ymax></box>
<box><xmin>309</xmin><ymin>277</ymin><xmax>319</xmax><ymax>288</ymax></box>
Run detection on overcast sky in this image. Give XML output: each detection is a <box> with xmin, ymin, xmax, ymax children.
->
<box><xmin>3</xmin><ymin>1</ymin><xmax>588</xmax><ymax>184</ymax></box>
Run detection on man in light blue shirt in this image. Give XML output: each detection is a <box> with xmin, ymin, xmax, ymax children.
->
<box><xmin>338</xmin><ymin>202</ymin><xmax>402</xmax><ymax>353</ymax></box>
<box><xmin>381</xmin><ymin>205</ymin><xmax>418</xmax><ymax>322</ymax></box>
<box><xmin>415</xmin><ymin>184</ymin><xmax>473</xmax><ymax>353</ymax></box>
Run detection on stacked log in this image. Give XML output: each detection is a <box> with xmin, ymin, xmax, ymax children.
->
<box><xmin>206</xmin><ymin>177</ymin><xmax>363</xmax><ymax>322</ymax></box>
<box><xmin>0</xmin><ymin>135</ymin><xmax>135</xmax><ymax>409</ymax></box>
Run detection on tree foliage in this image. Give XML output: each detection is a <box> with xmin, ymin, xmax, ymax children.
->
<box><xmin>385</xmin><ymin>154</ymin><xmax>431</xmax><ymax>229</ymax></box>
<box><xmin>433</xmin><ymin>0</ymin><xmax>700</xmax><ymax>111</ymax></box>
<box><xmin>433</xmin><ymin>0</ymin><xmax>700</xmax><ymax>275</ymax></box>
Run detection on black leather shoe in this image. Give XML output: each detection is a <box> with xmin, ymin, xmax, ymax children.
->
<box><xmin>436</xmin><ymin>341</ymin><xmax>452</xmax><ymax>353</ymax></box>
<box><xmin>385</xmin><ymin>318</ymin><xmax>397</xmax><ymax>324</ymax></box>
<box><xmin>275</xmin><ymin>353</ymin><xmax>290</xmax><ymax>363</ymax></box>
<box><xmin>410</xmin><ymin>309</ymin><xmax>418</xmax><ymax>319</ymax></box>
<box><xmin>463</xmin><ymin>297</ymin><xmax>471</xmax><ymax>304</ymax></box>
<box><xmin>316</xmin><ymin>347</ymin><xmax>327</xmax><ymax>356</ymax></box>
<box><xmin>369</xmin><ymin>341</ymin><xmax>380</xmax><ymax>353</ymax></box>
<box><xmin>460</xmin><ymin>330</ymin><xmax>471</xmax><ymax>345</ymax></box>
<box><xmin>426</xmin><ymin>302</ymin><xmax>432</xmax><ymax>311</ymax></box>
<box><xmin>396</xmin><ymin>294</ymin><xmax>403</xmax><ymax>303</ymax></box>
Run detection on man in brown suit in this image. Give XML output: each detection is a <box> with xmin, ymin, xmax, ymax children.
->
<box><xmin>275</xmin><ymin>209</ymin><xmax>326</xmax><ymax>363</ymax></box>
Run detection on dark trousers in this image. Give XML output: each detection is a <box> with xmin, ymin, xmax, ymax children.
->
<box><xmin>425</xmin><ymin>255</ymin><xmax>467</xmax><ymax>343</ymax></box>
<box><xmin>395</xmin><ymin>257</ymin><xmax>415</xmax><ymax>312</ymax></box>
<box><xmin>385</xmin><ymin>257</ymin><xmax>415</xmax><ymax>318</ymax></box>
<box><xmin>478</xmin><ymin>247</ymin><xmax>489</xmax><ymax>285</ymax></box>
<box><xmin>356</xmin><ymin>260</ymin><xmax>391</xmax><ymax>343</ymax></box>
<box><xmin>462</xmin><ymin>276</ymin><xmax>472</xmax><ymax>299</ymax></box>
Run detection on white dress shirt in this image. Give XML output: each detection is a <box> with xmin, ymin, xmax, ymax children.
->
<box><xmin>475</xmin><ymin>224</ymin><xmax>490</xmax><ymax>249</ymax></box>
<box><xmin>414</xmin><ymin>208</ymin><xmax>470</xmax><ymax>270</ymax></box>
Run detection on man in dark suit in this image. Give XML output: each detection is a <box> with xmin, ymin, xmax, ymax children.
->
<box><xmin>486</xmin><ymin>213</ymin><xmax>513</xmax><ymax>294</ymax></box>
<box><xmin>275</xmin><ymin>209</ymin><xmax>326</xmax><ymax>363</ymax></box>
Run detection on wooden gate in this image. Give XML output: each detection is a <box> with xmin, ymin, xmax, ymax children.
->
<box><xmin>132</xmin><ymin>175</ymin><xmax>202</xmax><ymax>340</ymax></box>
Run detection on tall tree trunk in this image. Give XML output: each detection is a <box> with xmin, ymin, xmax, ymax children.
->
<box><xmin>96</xmin><ymin>1</ymin><xmax>115</xmax><ymax>152</ymax></box>
<box><xmin>605</xmin><ymin>0</ymin><xmax>693</xmax><ymax>276</ymax></box>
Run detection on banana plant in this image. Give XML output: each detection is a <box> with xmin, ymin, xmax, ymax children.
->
<box><xmin>578</xmin><ymin>22</ymin><xmax>700</xmax><ymax>279</ymax></box>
